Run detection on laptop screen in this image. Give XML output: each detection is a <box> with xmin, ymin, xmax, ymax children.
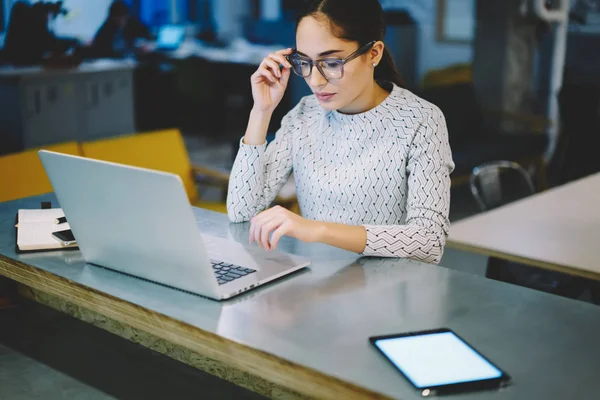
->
<box><xmin>157</xmin><ymin>25</ymin><xmax>186</xmax><ymax>48</ymax></box>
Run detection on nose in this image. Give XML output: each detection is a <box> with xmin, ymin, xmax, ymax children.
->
<box><xmin>308</xmin><ymin>66</ymin><xmax>327</xmax><ymax>88</ymax></box>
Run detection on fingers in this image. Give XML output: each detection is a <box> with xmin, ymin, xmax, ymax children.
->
<box><xmin>274</xmin><ymin>48</ymin><xmax>293</xmax><ymax>56</ymax></box>
<box><xmin>263</xmin><ymin>58</ymin><xmax>282</xmax><ymax>78</ymax></box>
<box><xmin>251</xmin><ymin>213</ymin><xmax>277</xmax><ymax>247</ymax></box>
<box><xmin>270</xmin><ymin>221</ymin><xmax>291</xmax><ymax>250</ymax></box>
<box><xmin>252</xmin><ymin>67</ymin><xmax>277</xmax><ymax>84</ymax></box>
<box><xmin>280</xmin><ymin>66</ymin><xmax>291</xmax><ymax>87</ymax></box>
<box><xmin>252</xmin><ymin>59</ymin><xmax>285</xmax><ymax>85</ymax></box>
<box><xmin>250</xmin><ymin>207</ymin><xmax>287</xmax><ymax>250</ymax></box>
<box><xmin>249</xmin><ymin>214</ymin><xmax>261</xmax><ymax>244</ymax></box>
<box><xmin>257</xmin><ymin>216</ymin><xmax>272</xmax><ymax>249</ymax></box>
<box><xmin>249</xmin><ymin>209</ymin><xmax>273</xmax><ymax>244</ymax></box>
<box><xmin>252</xmin><ymin>47</ymin><xmax>293</xmax><ymax>87</ymax></box>
<box><xmin>268</xmin><ymin>53</ymin><xmax>292</xmax><ymax>70</ymax></box>
<box><xmin>260</xmin><ymin>218</ymin><xmax>283</xmax><ymax>251</ymax></box>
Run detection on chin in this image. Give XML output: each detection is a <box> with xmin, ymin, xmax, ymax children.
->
<box><xmin>316</xmin><ymin>98</ymin><xmax>344</xmax><ymax>111</ymax></box>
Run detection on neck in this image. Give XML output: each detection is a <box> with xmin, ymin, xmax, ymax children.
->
<box><xmin>337</xmin><ymin>81</ymin><xmax>390</xmax><ymax>115</ymax></box>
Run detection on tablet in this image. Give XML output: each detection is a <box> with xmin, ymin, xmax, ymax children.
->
<box><xmin>370</xmin><ymin>328</ymin><xmax>511</xmax><ymax>396</ymax></box>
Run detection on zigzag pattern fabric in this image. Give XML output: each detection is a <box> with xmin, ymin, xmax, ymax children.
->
<box><xmin>227</xmin><ymin>84</ymin><xmax>454</xmax><ymax>263</ymax></box>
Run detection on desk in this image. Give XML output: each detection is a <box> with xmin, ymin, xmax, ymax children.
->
<box><xmin>448</xmin><ymin>173</ymin><xmax>600</xmax><ymax>280</ymax></box>
<box><xmin>2</xmin><ymin>195</ymin><xmax>600</xmax><ymax>399</ymax></box>
<box><xmin>0</xmin><ymin>59</ymin><xmax>136</xmax><ymax>154</ymax></box>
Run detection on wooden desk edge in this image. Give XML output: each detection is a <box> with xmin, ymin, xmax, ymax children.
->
<box><xmin>446</xmin><ymin>240</ymin><xmax>600</xmax><ymax>281</ymax></box>
<box><xmin>0</xmin><ymin>255</ymin><xmax>391</xmax><ymax>400</ymax></box>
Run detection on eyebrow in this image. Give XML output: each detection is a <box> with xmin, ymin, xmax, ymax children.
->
<box><xmin>296</xmin><ymin>49</ymin><xmax>344</xmax><ymax>58</ymax></box>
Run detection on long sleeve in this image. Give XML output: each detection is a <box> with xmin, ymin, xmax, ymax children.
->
<box><xmin>227</xmin><ymin>112</ymin><xmax>296</xmax><ymax>223</ymax></box>
<box><xmin>361</xmin><ymin>105</ymin><xmax>454</xmax><ymax>263</ymax></box>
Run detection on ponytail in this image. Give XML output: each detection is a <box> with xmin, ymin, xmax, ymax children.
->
<box><xmin>375</xmin><ymin>47</ymin><xmax>405</xmax><ymax>88</ymax></box>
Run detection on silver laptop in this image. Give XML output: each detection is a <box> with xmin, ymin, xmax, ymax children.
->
<box><xmin>38</xmin><ymin>150</ymin><xmax>311</xmax><ymax>300</ymax></box>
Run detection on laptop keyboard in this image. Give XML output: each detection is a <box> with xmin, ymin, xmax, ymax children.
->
<box><xmin>210</xmin><ymin>259</ymin><xmax>256</xmax><ymax>285</ymax></box>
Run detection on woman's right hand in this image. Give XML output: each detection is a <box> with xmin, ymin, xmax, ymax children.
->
<box><xmin>251</xmin><ymin>48</ymin><xmax>293</xmax><ymax>114</ymax></box>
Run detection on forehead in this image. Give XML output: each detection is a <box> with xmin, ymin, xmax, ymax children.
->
<box><xmin>296</xmin><ymin>16</ymin><xmax>355</xmax><ymax>58</ymax></box>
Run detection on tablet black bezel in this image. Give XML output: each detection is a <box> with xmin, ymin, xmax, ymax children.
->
<box><xmin>369</xmin><ymin>328</ymin><xmax>511</xmax><ymax>396</ymax></box>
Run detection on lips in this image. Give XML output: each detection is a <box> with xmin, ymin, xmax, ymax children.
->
<box><xmin>315</xmin><ymin>92</ymin><xmax>336</xmax><ymax>101</ymax></box>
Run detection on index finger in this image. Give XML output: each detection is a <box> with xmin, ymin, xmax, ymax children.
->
<box><xmin>275</xmin><ymin>48</ymin><xmax>293</xmax><ymax>55</ymax></box>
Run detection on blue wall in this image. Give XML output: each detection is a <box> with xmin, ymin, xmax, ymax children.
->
<box><xmin>140</xmin><ymin>0</ymin><xmax>170</xmax><ymax>27</ymax></box>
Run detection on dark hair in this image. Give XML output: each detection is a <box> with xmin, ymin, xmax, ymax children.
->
<box><xmin>109</xmin><ymin>0</ymin><xmax>129</xmax><ymax>18</ymax></box>
<box><xmin>296</xmin><ymin>0</ymin><xmax>404</xmax><ymax>88</ymax></box>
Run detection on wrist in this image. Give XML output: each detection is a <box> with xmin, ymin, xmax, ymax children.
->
<box><xmin>311</xmin><ymin>221</ymin><xmax>328</xmax><ymax>243</ymax></box>
<box><xmin>250</xmin><ymin>107</ymin><xmax>274</xmax><ymax>120</ymax></box>
<box><xmin>244</xmin><ymin>108</ymin><xmax>274</xmax><ymax>145</ymax></box>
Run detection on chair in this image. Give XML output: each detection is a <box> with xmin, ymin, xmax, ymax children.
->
<box><xmin>470</xmin><ymin>161</ymin><xmax>587</xmax><ymax>299</ymax></box>
<box><xmin>470</xmin><ymin>161</ymin><xmax>535</xmax><ymax>211</ymax></box>
<box><xmin>80</xmin><ymin>129</ymin><xmax>229</xmax><ymax>214</ymax></box>
<box><xmin>0</xmin><ymin>142</ymin><xmax>81</xmax><ymax>203</ymax></box>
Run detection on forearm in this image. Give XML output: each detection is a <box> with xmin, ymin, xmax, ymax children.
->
<box><xmin>228</xmin><ymin>110</ymin><xmax>294</xmax><ymax>222</ymax></box>
<box><xmin>314</xmin><ymin>221</ymin><xmax>367</xmax><ymax>254</ymax></box>
<box><xmin>227</xmin><ymin>144</ymin><xmax>267</xmax><ymax>222</ymax></box>
<box><xmin>312</xmin><ymin>220</ymin><xmax>447</xmax><ymax>262</ymax></box>
<box><xmin>243</xmin><ymin>108</ymin><xmax>273</xmax><ymax>145</ymax></box>
<box><xmin>227</xmin><ymin>110</ymin><xmax>274</xmax><ymax>221</ymax></box>
<box><xmin>361</xmin><ymin>221</ymin><xmax>447</xmax><ymax>263</ymax></box>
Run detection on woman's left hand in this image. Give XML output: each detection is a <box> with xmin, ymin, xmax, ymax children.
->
<box><xmin>249</xmin><ymin>206</ymin><xmax>323</xmax><ymax>251</ymax></box>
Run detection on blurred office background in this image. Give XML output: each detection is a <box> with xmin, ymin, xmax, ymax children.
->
<box><xmin>1</xmin><ymin>0</ymin><xmax>600</xmax><ymax>397</ymax></box>
<box><xmin>1</xmin><ymin>0</ymin><xmax>599</xmax><ymax>306</ymax></box>
<box><xmin>0</xmin><ymin>0</ymin><xmax>599</xmax><ymax>186</ymax></box>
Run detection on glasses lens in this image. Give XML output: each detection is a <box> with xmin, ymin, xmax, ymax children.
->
<box><xmin>289</xmin><ymin>56</ymin><xmax>311</xmax><ymax>77</ymax></box>
<box><xmin>319</xmin><ymin>60</ymin><xmax>344</xmax><ymax>79</ymax></box>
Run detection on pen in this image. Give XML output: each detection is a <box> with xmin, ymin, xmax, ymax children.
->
<box><xmin>55</xmin><ymin>216</ymin><xmax>67</xmax><ymax>224</ymax></box>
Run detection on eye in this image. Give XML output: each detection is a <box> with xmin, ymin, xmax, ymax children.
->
<box><xmin>322</xmin><ymin>60</ymin><xmax>341</xmax><ymax>69</ymax></box>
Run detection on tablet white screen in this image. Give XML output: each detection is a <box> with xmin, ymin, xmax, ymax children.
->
<box><xmin>374</xmin><ymin>331</ymin><xmax>503</xmax><ymax>388</ymax></box>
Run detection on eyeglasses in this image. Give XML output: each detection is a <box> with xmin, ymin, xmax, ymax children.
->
<box><xmin>285</xmin><ymin>41</ymin><xmax>376</xmax><ymax>80</ymax></box>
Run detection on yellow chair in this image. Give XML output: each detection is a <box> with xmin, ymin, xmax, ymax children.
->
<box><xmin>80</xmin><ymin>129</ymin><xmax>229</xmax><ymax>213</ymax></box>
<box><xmin>0</xmin><ymin>142</ymin><xmax>82</xmax><ymax>203</ymax></box>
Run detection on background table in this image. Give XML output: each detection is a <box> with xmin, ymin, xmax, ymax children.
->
<box><xmin>448</xmin><ymin>173</ymin><xmax>600</xmax><ymax>280</ymax></box>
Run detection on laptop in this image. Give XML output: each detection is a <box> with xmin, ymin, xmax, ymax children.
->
<box><xmin>155</xmin><ymin>25</ymin><xmax>186</xmax><ymax>51</ymax></box>
<box><xmin>38</xmin><ymin>150</ymin><xmax>311</xmax><ymax>300</ymax></box>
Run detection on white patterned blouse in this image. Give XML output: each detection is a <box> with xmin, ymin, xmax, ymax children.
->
<box><xmin>227</xmin><ymin>83</ymin><xmax>455</xmax><ymax>263</ymax></box>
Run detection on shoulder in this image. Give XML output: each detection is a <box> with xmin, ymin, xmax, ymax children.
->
<box><xmin>387</xmin><ymin>84</ymin><xmax>445</xmax><ymax>122</ymax></box>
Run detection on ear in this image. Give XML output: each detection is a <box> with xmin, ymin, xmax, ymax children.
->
<box><xmin>369</xmin><ymin>41</ymin><xmax>385</xmax><ymax>66</ymax></box>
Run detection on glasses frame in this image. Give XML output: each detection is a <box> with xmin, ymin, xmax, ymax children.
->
<box><xmin>285</xmin><ymin>40</ymin><xmax>377</xmax><ymax>80</ymax></box>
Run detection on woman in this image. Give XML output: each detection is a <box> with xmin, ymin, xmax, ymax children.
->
<box><xmin>227</xmin><ymin>0</ymin><xmax>454</xmax><ymax>263</ymax></box>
